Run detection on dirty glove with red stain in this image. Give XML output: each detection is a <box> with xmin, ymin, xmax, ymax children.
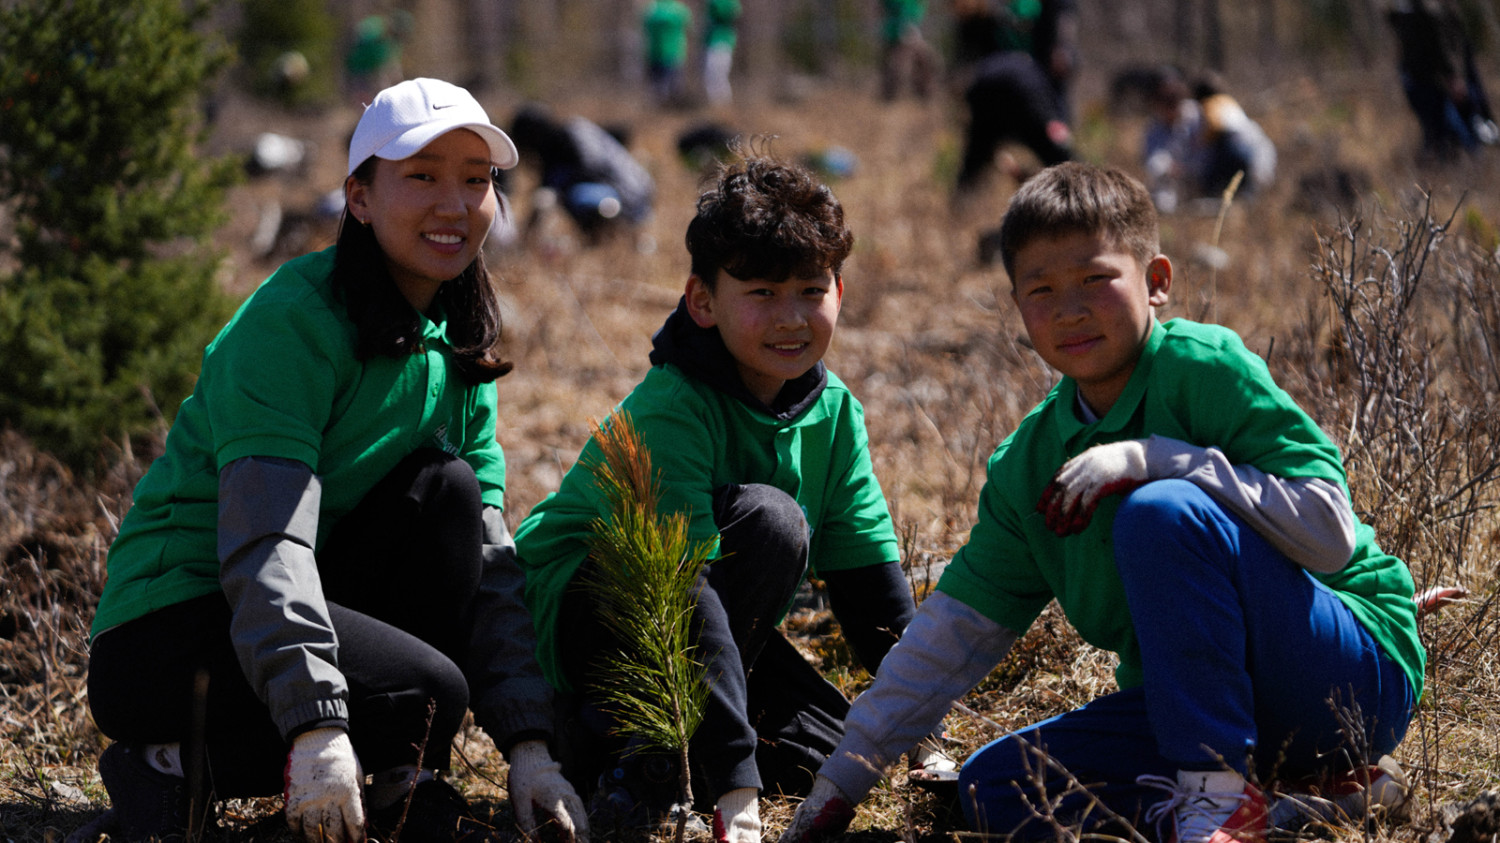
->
<box><xmin>284</xmin><ymin>727</ymin><xmax>365</xmax><ymax>843</ymax></box>
<box><xmin>1037</xmin><ymin>440</ymin><xmax>1150</xmax><ymax>536</ymax></box>
<box><xmin>777</xmin><ymin>776</ymin><xmax>856</xmax><ymax>843</ymax></box>
<box><xmin>714</xmin><ymin>787</ymin><xmax>761</xmax><ymax>843</ymax></box>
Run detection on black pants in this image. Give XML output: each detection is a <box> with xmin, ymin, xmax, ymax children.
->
<box><xmin>88</xmin><ymin>450</ymin><xmax>484</xmax><ymax>797</ymax></box>
<box><xmin>958</xmin><ymin>50</ymin><xmax>1072</xmax><ymax>191</ymax></box>
<box><xmin>554</xmin><ymin>483</ymin><xmax>850</xmax><ymax>807</ymax></box>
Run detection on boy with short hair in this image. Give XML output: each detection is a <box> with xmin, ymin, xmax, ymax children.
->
<box><xmin>516</xmin><ymin>152</ymin><xmax>931</xmax><ymax>843</ymax></box>
<box><xmin>780</xmin><ymin>162</ymin><xmax>1425</xmax><ymax>843</ymax></box>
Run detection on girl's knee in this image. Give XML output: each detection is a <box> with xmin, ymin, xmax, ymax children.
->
<box><xmin>408</xmin><ymin>449</ymin><xmax>482</xmax><ymax>508</ymax></box>
<box><xmin>399</xmin><ymin>656</ymin><xmax>470</xmax><ymax>742</ymax></box>
<box><xmin>427</xmin><ymin>656</ymin><xmax>471</xmax><ymax>711</ymax></box>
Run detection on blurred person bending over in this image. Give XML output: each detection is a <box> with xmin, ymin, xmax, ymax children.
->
<box><xmin>1388</xmin><ymin>0</ymin><xmax>1497</xmax><ymax>161</ymax></box>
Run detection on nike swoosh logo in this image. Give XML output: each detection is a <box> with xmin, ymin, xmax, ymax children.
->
<box><xmin>433</xmin><ymin>103</ymin><xmax>456</xmax><ymax>109</ymax></box>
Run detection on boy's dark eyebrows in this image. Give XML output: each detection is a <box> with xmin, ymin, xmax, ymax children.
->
<box><xmin>728</xmin><ymin>272</ymin><xmax>826</xmax><ymax>285</ymax></box>
<box><xmin>1013</xmin><ymin>265</ymin><xmax>1050</xmax><ymax>287</ymax></box>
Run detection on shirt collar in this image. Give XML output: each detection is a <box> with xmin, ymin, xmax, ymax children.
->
<box><xmin>418</xmin><ymin>301</ymin><xmax>450</xmax><ymax>344</ymax></box>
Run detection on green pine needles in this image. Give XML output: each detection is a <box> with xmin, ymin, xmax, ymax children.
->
<box><xmin>0</xmin><ymin>0</ymin><xmax>239</xmax><ymax>471</ymax></box>
<box><xmin>580</xmin><ymin>412</ymin><xmax>715</xmax><ymax>824</ymax></box>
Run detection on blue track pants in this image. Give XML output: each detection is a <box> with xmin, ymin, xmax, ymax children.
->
<box><xmin>956</xmin><ymin>480</ymin><xmax>1415</xmax><ymax>838</ymax></box>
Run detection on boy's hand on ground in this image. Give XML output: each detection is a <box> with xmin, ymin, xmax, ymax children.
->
<box><xmin>1037</xmin><ymin>440</ymin><xmax>1150</xmax><ymax>536</ymax></box>
<box><xmin>284</xmin><ymin>727</ymin><xmax>365</xmax><ymax>843</ymax></box>
<box><xmin>506</xmin><ymin>739</ymin><xmax>589</xmax><ymax>842</ymax></box>
<box><xmin>777</xmin><ymin>777</ymin><xmax>855</xmax><ymax>843</ymax></box>
<box><xmin>1415</xmin><ymin>585</ymin><xmax>1468</xmax><ymax>617</ymax></box>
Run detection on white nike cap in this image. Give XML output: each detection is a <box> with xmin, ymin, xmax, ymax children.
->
<box><xmin>346</xmin><ymin>77</ymin><xmax>519</xmax><ymax>176</ymax></box>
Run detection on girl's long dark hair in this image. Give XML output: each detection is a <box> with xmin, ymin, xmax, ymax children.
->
<box><xmin>331</xmin><ymin>162</ymin><xmax>513</xmax><ymax>385</ymax></box>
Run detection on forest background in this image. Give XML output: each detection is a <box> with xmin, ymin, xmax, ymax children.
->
<box><xmin>3</xmin><ymin>0</ymin><xmax>1500</xmax><ymax>841</ymax></box>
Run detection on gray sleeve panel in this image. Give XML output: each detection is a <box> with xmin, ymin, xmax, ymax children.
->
<box><xmin>1142</xmin><ymin>436</ymin><xmax>1357</xmax><ymax>573</ymax></box>
<box><xmin>818</xmin><ymin>592</ymin><xmax>1018</xmax><ymax>802</ymax></box>
<box><xmin>465</xmin><ymin>505</ymin><xmax>556</xmax><ymax>753</ymax></box>
<box><xmin>218</xmin><ymin>456</ymin><xmax>348</xmax><ymax>740</ymax></box>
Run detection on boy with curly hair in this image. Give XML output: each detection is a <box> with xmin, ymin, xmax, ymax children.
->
<box><xmin>517</xmin><ymin>150</ymin><xmax>931</xmax><ymax>842</ymax></box>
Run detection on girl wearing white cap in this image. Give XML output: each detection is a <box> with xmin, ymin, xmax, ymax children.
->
<box><xmin>85</xmin><ymin>78</ymin><xmax>587</xmax><ymax>843</ymax></box>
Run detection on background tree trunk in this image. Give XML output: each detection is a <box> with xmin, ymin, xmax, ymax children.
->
<box><xmin>1204</xmin><ymin>0</ymin><xmax>1225</xmax><ymax>72</ymax></box>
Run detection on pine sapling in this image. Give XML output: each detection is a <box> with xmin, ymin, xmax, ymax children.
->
<box><xmin>579</xmin><ymin>411</ymin><xmax>715</xmax><ymax>842</ymax></box>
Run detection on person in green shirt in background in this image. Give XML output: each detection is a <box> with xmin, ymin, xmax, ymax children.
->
<box><xmin>643</xmin><ymin>0</ymin><xmax>692</xmax><ymax>108</ymax></box>
<box><xmin>879</xmin><ymin>0</ymin><xmax>936</xmax><ymax>100</ymax></box>
<box><xmin>781</xmin><ymin>162</ymin><xmax>1424</xmax><ymax>843</ymax></box>
<box><xmin>517</xmin><ymin>148</ymin><xmax>944</xmax><ymax>843</ymax></box>
<box><xmin>703</xmin><ymin>0</ymin><xmax>742</xmax><ymax>107</ymax></box>
<box><xmin>343</xmin><ymin>11</ymin><xmax>410</xmax><ymax>104</ymax></box>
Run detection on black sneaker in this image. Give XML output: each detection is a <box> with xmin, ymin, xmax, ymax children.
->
<box><xmin>97</xmin><ymin>744</ymin><xmax>188</xmax><ymax>842</ymax></box>
<box><xmin>587</xmin><ymin>761</ymin><xmax>709</xmax><ymax>841</ymax></box>
<box><xmin>586</xmin><ymin>773</ymin><xmax>650</xmax><ymax>835</ymax></box>
<box><xmin>367</xmin><ymin>778</ymin><xmax>500</xmax><ymax>843</ymax></box>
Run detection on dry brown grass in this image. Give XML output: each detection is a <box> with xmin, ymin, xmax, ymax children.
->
<box><xmin>5</xmin><ymin>31</ymin><xmax>1500</xmax><ymax>843</ymax></box>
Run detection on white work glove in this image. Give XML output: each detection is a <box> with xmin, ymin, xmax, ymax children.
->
<box><xmin>507</xmin><ymin>739</ymin><xmax>588</xmax><ymax>842</ymax></box>
<box><xmin>907</xmin><ymin>732</ymin><xmax>958</xmax><ymax>774</ymax></box>
<box><xmin>714</xmin><ymin>787</ymin><xmax>761</xmax><ymax>843</ymax></box>
<box><xmin>284</xmin><ymin>727</ymin><xmax>365</xmax><ymax>843</ymax></box>
<box><xmin>1037</xmin><ymin>440</ymin><xmax>1150</xmax><ymax>536</ymax></box>
<box><xmin>777</xmin><ymin>776</ymin><xmax>856</xmax><ymax>843</ymax></box>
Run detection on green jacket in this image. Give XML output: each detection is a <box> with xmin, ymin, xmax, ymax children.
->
<box><xmin>643</xmin><ymin>0</ymin><xmax>692</xmax><ymax>68</ymax></box>
<box><xmin>93</xmin><ymin>247</ymin><xmax>506</xmax><ymax>635</ymax></box>
<box><xmin>705</xmin><ymin>0</ymin><xmax>741</xmax><ymax>50</ymax></box>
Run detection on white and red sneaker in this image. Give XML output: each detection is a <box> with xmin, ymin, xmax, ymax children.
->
<box><xmin>1268</xmin><ymin>755</ymin><xmax>1410</xmax><ymax>830</ymax></box>
<box><xmin>1141</xmin><ymin>770</ymin><xmax>1269</xmax><ymax>843</ymax></box>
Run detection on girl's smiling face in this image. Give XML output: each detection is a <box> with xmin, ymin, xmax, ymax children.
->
<box><xmin>1010</xmin><ymin>229</ymin><xmax>1171</xmax><ymax>416</ymax></box>
<box><xmin>346</xmin><ymin>128</ymin><xmax>499</xmax><ymax>312</ymax></box>
<box><xmin>685</xmin><ymin>267</ymin><xmax>844</xmax><ymax>407</ymax></box>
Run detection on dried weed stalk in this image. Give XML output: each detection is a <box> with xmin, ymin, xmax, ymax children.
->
<box><xmin>1299</xmin><ymin>194</ymin><xmax>1500</xmax><ymax>822</ymax></box>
